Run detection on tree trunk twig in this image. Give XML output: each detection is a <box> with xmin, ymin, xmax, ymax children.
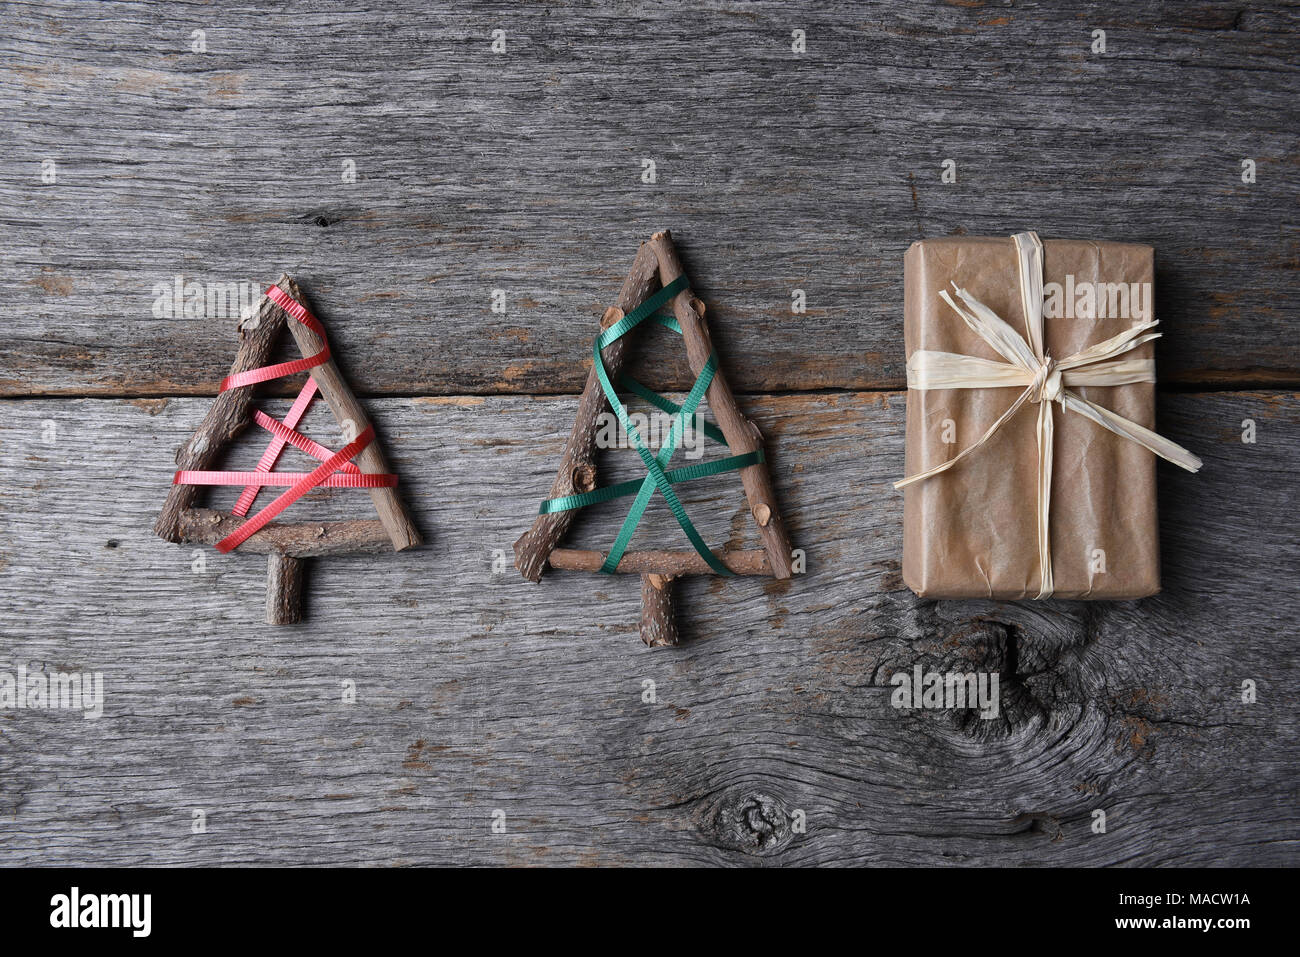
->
<box><xmin>265</xmin><ymin>552</ymin><xmax>305</xmax><ymax>625</ymax></box>
<box><xmin>639</xmin><ymin>573</ymin><xmax>679</xmax><ymax>647</ymax></box>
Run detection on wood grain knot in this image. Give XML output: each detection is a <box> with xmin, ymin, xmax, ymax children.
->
<box><xmin>571</xmin><ymin>463</ymin><xmax>597</xmax><ymax>493</ymax></box>
<box><xmin>706</xmin><ymin>790</ymin><xmax>794</xmax><ymax>856</ymax></box>
<box><xmin>874</xmin><ymin>613</ymin><xmax>1107</xmax><ymax>748</ymax></box>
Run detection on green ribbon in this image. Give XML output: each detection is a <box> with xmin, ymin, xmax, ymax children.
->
<box><xmin>539</xmin><ymin>275</ymin><xmax>760</xmax><ymax>575</ymax></box>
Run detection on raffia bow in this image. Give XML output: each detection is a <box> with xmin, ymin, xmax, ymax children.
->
<box><xmin>894</xmin><ymin>231</ymin><xmax>1201</xmax><ymax>599</ymax></box>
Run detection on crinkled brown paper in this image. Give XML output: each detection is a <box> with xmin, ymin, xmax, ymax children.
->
<box><xmin>903</xmin><ymin>236</ymin><xmax>1159</xmax><ymax>599</ymax></box>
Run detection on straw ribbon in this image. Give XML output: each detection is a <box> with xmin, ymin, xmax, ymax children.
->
<box><xmin>894</xmin><ymin>232</ymin><xmax>1201</xmax><ymax>598</ymax></box>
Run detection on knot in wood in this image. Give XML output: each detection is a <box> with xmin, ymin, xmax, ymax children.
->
<box><xmin>571</xmin><ymin>463</ymin><xmax>597</xmax><ymax>493</ymax></box>
<box><xmin>707</xmin><ymin>790</ymin><xmax>794</xmax><ymax>856</ymax></box>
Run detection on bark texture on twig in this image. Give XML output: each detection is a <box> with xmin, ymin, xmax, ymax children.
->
<box><xmin>639</xmin><ymin>573</ymin><xmax>678</xmax><ymax>647</ymax></box>
<box><xmin>265</xmin><ymin>553</ymin><xmax>305</xmax><ymax>625</ymax></box>
<box><xmin>648</xmin><ymin>231</ymin><xmax>794</xmax><ymax>579</ymax></box>
<box><xmin>176</xmin><ymin>508</ymin><xmax>393</xmax><ymax>557</ymax></box>
<box><xmin>154</xmin><ymin>279</ymin><xmax>291</xmax><ymax>541</ymax></box>
<box><xmin>279</xmin><ymin>278</ymin><xmax>422</xmax><ymax>552</ymax></box>
<box><xmin>513</xmin><ymin>243</ymin><xmax>661</xmax><ymax>581</ymax></box>
<box><xmin>546</xmin><ymin>548</ymin><xmax>771</xmax><ymax>576</ymax></box>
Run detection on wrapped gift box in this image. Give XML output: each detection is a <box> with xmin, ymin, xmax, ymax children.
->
<box><xmin>900</xmin><ymin>233</ymin><xmax>1197</xmax><ymax>600</ymax></box>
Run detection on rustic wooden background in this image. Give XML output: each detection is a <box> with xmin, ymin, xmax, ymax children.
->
<box><xmin>1</xmin><ymin>0</ymin><xmax>1296</xmax><ymax>866</ymax></box>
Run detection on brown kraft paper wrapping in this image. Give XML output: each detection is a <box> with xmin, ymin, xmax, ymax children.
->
<box><xmin>902</xmin><ymin>235</ymin><xmax>1159</xmax><ymax>600</ymax></box>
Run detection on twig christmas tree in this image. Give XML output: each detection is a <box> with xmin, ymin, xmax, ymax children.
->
<box><xmin>515</xmin><ymin>231</ymin><xmax>794</xmax><ymax>646</ymax></box>
<box><xmin>156</xmin><ymin>275</ymin><xmax>421</xmax><ymax>623</ymax></box>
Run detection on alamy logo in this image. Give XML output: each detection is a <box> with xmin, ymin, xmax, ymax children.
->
<box><xmin>1043</xmin><ymin>274</ymin><xmax>1152</xmax><ymax>321</ymax></box>
<box><xmin>151</xmin><ymin>275</ymin><xmax>261</xmax><ymax>319</ymax></box>
<box><xmin>595</xmin><ymin>410</ymin><xmax>706</xmax><ymax>459</ymax></box>
<box><xmin>0</xmin><ymin>665</ymin><xmax>103</xmax><ymax>719</ymax></box>
<box><xmin>50</xmin><ymin>887</ymin><xmax>151</xmax><ymax>937</ymax></box>
<box><xmin>891</xmin><ymin>665</ymin><xmax>1000</xmax><ymax>719</ymax></box>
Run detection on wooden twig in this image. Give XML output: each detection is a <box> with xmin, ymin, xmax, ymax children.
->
<box><xmin>639</xmin><ymin>574</ymin><xmax>678</xmax><ymax>647</ymax></box>
<box><xmin>513</xmin><ymin>243</ymin><xmax>661</xmax><ymax>581</ymax></box>
<box><xmin>546</xmin><ymin>548</ymin><xmax>771</xmax><ymax>576</ymax></box>
<box><xmin>154</xmin><ymin>285</ymin><xmax>290</xmax><ymax>542</ymax></box>
<box><xmin>279</xmin><ymin>277</ymin><xmax>422</xmax><ymax>552</ymax></box>
<box><xmin>647</xmin><ymin>231</ymin><xmax>794</xmax><ymax>579</ymax></box>
<box><xmin>176</xmin><ymin>508</ymin><xmax>393</xmax><ymax>557</ymax></box>
<box><xmin>266</xmin><ymin>553</ymin><xmax>305</xmax><ymax>625</ymax></box>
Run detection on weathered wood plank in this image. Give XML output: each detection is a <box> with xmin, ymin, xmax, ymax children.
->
<box><xmin>1</xmin><ymin>0</ymin><xmax>1297</xmax><ymax>397</ymax></box>
<box><xmin>0</xmin><ymin>390</ymin><xmax>1293</xmax><ymax>865</ymax></box>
